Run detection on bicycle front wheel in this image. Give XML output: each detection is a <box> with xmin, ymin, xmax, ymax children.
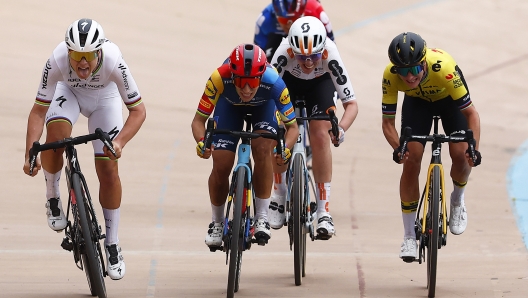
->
<box><xmin>292</xmin><ymin>154</ymin><xmax>306</xmax><ymax>286</ymax></box>
<box><xmin>427</xmin><ymin>165</ymin><xmax>440</xmax><ymax>298</ymax></box>
<box><xmin>73</xmin><ymin>173</ymin><xmax>107</xmax><ymax>298</ymax></box>
<box><xmin>227</xmin><ymin>167</ymin><xmax>247</xmax><ymax>298</ymax></box>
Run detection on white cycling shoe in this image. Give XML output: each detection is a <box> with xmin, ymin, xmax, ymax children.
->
<box><xmin>45</xmin><ymin>198</ymin><xmax>67</xmax><ymax>232</ymax></box>
<box><xmin>268</xmin><ymin>193</ymin><xmax>286</xmax><ymax>229</ymax></box>
<box><xmin>105</xmin><ymin>243</ymin><xmax>125</xmax><ymax>280</ymax></box>
<box><xmin>399</xmin><ymin>237</ymin><xmax>418</xmax><ymax>262</ymax></box>
<box><xmin>254</xmin><ymin>218</ymin><xmax>271</xmax><ymax>245</ymax></box>
<box><xmin>205</xmin><ymin>221</ymin><xmax>224</xmax><ymax>248</ymax></box>
<box><xmin>316</xmin><ymin>214</ymin><xmax>335</xmax><ymax>240</ymax></box>
<box><xmin>449</xmin><ymin>203</ymin><xmax>468</xmax><ymax>235</ymax></box>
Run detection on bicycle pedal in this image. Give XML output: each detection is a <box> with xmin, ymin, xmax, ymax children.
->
<box><xmin>310</xmin><ymin>202</ymin><xmax>317</xmax><ymax>215</ymax></box>
<box><xmin>257</xmin><ymin>238</ymin><xmax>268</xmax><ymax>246</ymax></box>
<box><xmin>61</xmin><ymin>237</ymin><xmax>73</xmax><ymax>252</ymax></box>
<box><xmin>315</xmin><ymin>234</ymin><xmax>332</xmax><ymax>240</ymax></box>
<box><xmin>252</xmin><ymin>237</ymin><xmax>268</xmax><ymax>246</ymax></box>
<box><xmin>401</xmin><ymin>257</ymin><xmax>416</xmax><ymax>263</ymax></box>
<box><xmin>208</xmin><ymin>245</ymin><xmax>223</xmax><ymax>252</ymax></box>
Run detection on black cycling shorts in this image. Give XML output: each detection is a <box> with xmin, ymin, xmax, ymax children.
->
<box><xmin>282</xmin><ymin>72</ymin><xmax>336</xmax><ymax>116</ymax></box>
<box><xmin>401</xmin><ymin>95</ymin><xmax>468</xmax><ymax>146</ymax></box>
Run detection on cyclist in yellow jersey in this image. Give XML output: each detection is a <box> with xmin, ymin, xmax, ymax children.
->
<box><xmin>381</xmin><ymin>32</ymin><xmax>481</xmax><ymax>261</ymax></box>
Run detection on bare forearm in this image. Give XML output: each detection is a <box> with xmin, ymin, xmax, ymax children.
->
<box><xmin>191</xmin><ymin>113</ymin><xmax>208</xmax><ymax>142</ymax></box>
<box><xmin>382</xmin><ymin>117</ymin><xmax>400</xmax><ymax>149</ymax></box>
<box><xmin>463</xmin><ymin>106</ymin><xmax>481</xmax><ymax>150</ymax></box>
<box><xmin>25</xmin><ymin>106</ymin><xmax>46</xmax><ymax>157</ymax></box>
<box><xmin>284</xmin><ymin>123</ymin><xmax>299</xmax><ymax>149</ymax></box>
<box><xmin>339</xmin><ymin>100</ymin><xmax>358</xmax><ymax>131</ymax></box>
<box><xmin>115</xmin><ymin>104</ymin><xmax>146</xmax><ymax>148</ymax></box>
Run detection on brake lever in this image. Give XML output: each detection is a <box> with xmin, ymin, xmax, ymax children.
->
<box><xmin>95</xmin><ymin>128</ymin><xmax>116</xmax><ymax>157</ymax></box>
<box><xmin>328</xmin><ymin>109</ymin><xmax>340</xmax><ymax>148</ymax></box>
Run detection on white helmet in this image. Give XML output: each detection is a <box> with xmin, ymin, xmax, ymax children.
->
<box><xmin>65</xmin><ymin>18</ymin><xmax>105</xmax><ymax>52</ymax></box>
<box><xmin>288</xmin><ymin>16</ymin><xmax>327</xmax><ymax>55</ymax></box>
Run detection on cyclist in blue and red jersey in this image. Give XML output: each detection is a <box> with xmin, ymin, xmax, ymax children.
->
<box><xmin>191</xmin><ymin>44</ymin><xmax>299</xmax><ymax>250</ymax></box>
<box><xmin>254</xmin><ymin>0</ymin><xmax>335</xmax><ymax>62</ymax></box>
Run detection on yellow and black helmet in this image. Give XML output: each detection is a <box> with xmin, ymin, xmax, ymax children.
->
<box><xmin>388</xmin><ymin>32</ymin><xmax>427</xmax><ymax>67</ymax></box>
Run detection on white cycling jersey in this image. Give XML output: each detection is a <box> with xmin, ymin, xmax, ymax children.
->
<box><xmin>35</xmin><ymin>40</ymin><xmax>143</xmax><ymax>155</ymax></box>
<box><xmin>270</xmin><ymin>38</ymin><xmax>356</xmax><ymax>103</ymax></box>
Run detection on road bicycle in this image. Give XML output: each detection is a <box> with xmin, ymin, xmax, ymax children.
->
<box><xmin>29</xmin><ymin>128</ymin><xmax>116</xmax><ymax>298</ymax></box>
<box><xmin>396</xmin><ymin>116</ymin><xmax>478</xmax><ymax>298</ymax></box>
<box><xmin>202</xmin><ymin>115</ymin><xmax>286</xmax><ymax>298</ymax></box>
<box><xmin>285</xmin><ymin>97</ymin><xmax>340</xmax><ymax>286</ymax></box>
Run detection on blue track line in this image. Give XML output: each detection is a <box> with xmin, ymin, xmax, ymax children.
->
<box><xmin>334</xmin><ymin>0</ymin><xmax>446</xmax><ymax>37</ymax></box>
<box><xmin>147</xmin><ymin>140</ymin><xmax>179</xmax><ymax>297</ymax></box>
<box><xmin>507</xmin><ymin>140</ymin><xmax>528</xmax><ymax>249</ymax></box>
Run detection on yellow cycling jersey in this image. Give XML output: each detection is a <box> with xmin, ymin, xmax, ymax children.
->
<box><xmin>382</xmin><ymin>48</ymin><xmax>472</xmax><ymax>118</ymax></box>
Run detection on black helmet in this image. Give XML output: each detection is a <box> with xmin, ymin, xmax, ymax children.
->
<box><xmin>388</xmin><ymin>32</ymin><xmax>427</xmax><ymax>67</ymax></box>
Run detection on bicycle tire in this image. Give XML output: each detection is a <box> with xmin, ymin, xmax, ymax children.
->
<box><xmin>74</xmin><ymin>173</ymin><xmax>107</xmax><ymax>298</ymax></box>
<box><xmin>227</xmin><ymin>167</ymin><xmax>247</xmax><ymax>298</ymax></box>
<box><xmin>427</xmin><ymin>165</ymin><xmax>440</xmax><ymax>298</ymax></box>
<box><xmin>292</xmin><ymin>154</ymin><xmax>305</xmax><ymax>286</ymax></box>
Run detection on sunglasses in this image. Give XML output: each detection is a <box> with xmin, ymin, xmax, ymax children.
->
<box><xmin>295</xmin><ymin>52</ymin><xmax>322</xmax><ymax>62</ymax></box>
<box><xmin>232</xmin><ymin>76</ymin><xmax>261</xmax><ymax>89</ymax></box>
<box><xmin>69</xmin><ymin>50</ymin><xmax>99</xmax><ymax>62</ymax></box>
<box><xmin>395</xmin><ymin>63</ymin><xmax>425</xmax><ymax>76</ymax></box>
<box><xmin>277</xmin><ymin>16</ymin><xmax>297</xmax><ymax>25</ymax></box>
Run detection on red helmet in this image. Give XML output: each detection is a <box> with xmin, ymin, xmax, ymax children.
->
<box><xmin>229</xmin><ymin>44</ymin><xmax>266</xmax><ymax>77</ymax></box>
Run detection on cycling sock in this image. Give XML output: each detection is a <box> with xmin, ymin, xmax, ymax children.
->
<box><xmin>316</xmin><ymin>182</ymin><xmax>331</xmax><ymax>216</ymax></box>
<box><xmin>211</xmin><ymin>202</ymin><xmax>225</xmax><ymax>223</ymax></box>
<box><xmin>451</xmin><ymin>180</ymin><xmax>467</xmax><ymax>206</ymax></box>
<box><xmin>254</xmin><ymin>196</ymin><xmax>270</xmax><ymax>221</ymax></box>
<box><xmin>402</xmin><ymin>211</ymin><xmax>417</xmax><ymax>239</ymax></box>
<box><xmin>401</xmin><ymin>200</ymin><xmax>418</xmax><ymax>239</ymax></box>
<box><xmin>272</xmin><ymin>172</ymin><xmax>287</xmax><ymax>197</ymax></box>
<box><xmin>43</xmin><ymin>169</ymin><xmax>61</xmax><ymax>199</ymax></box>
<box><xmin>103</xmin><ymin>208</ymin><xmax>120</xmax><ymax>245</ymax></box>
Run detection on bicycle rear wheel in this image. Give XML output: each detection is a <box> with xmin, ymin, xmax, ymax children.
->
<box><xmin>73</xmin><ymin>173</ymin><xmax>107</xmax><ymax>298</ymax></box>
<box><xmin>427</xmin><ymin>166</ymin><xmax>440</xmax><ymax>298</ymax></box>
<box><xmin>227</xmin><ymin>167</ymin><xmax>247</xmax><ymax>298</ymax></box>
<box><xmin>292</xmin><ymin>154</ymin><xmax>306</xmax><ymax>286</ymax></box>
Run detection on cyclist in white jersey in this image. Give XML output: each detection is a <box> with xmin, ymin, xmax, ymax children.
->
<box><xmin>270</xmin><ymin>16</ymin><xmax>358</xmax><ymax>239</ymax></box>
<box><xmin>22</xmin><ymin>18</ymin><xmax>146</xmax><ymax>280</ymax></box>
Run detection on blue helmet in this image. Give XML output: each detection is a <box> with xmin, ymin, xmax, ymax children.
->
<box><xmin>272</xmin><ymin>0</ymin><xmax>307</xmax><ymax>19</ymax></box>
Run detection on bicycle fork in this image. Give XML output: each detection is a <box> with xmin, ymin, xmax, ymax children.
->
<box><xmin>415</xmin><ymin>163</ymin><xmax>447</xmax><ymax>263</ymax></box>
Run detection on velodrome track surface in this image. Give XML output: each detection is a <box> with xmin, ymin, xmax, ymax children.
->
<box><xmin>2</xmin><ymin>0</ymin><xmax>528</xmax><ymax>297</ymax></box>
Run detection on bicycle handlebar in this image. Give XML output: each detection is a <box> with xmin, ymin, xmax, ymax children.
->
<box><xmin>397</xmin><ymin>127</ymin><xmax>478</xmax><ymax>164</ymax></box>
<box><xmin>202</xmin><ymin>118</ymin><xmax>286</xmax><ymax>157</ymax></box>
<box><xmin>296</xmin><ymin>109</ymin><xmax>340</xmax><ymax>147</ymax></box>
<box><xmin>29</xmin><ymin>128</ymin><xmax>116</xmax><ymax>175</ymax></box>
